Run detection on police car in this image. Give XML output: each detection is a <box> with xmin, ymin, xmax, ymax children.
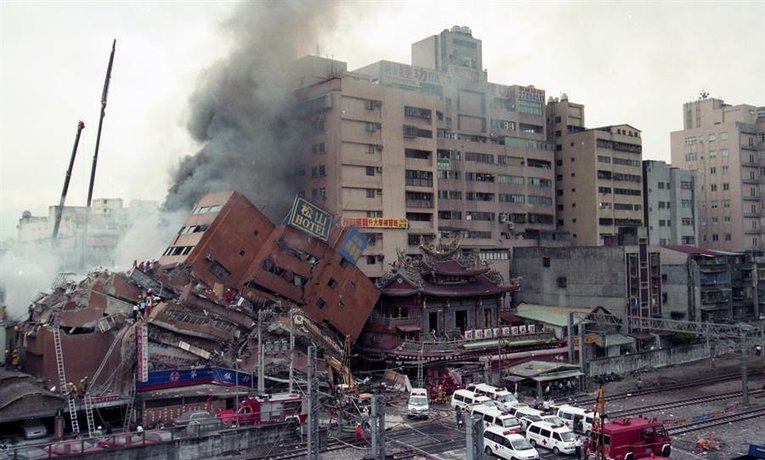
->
<box><xmin>483</xmin><ymin>425</ymin><xmax>540</xmax><ymax>460</ymax></box>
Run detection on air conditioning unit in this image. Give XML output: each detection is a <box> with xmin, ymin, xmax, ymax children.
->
<box><xmin>464</xmin><ymin>330</ymin><xmax>474</xmax><ymax>340</ymax></box>
<box><xmin>376</xmin><ymin>144</ymin><xmax>384</xmax><ymax>151</ymax></box>
<box><xmin>375</xmin><ymin>167</ymin><xmax>383</xmax><ymax>173</ymax></box>
<box><xmin>501</xmin><ymin>327</ymin><xmax>511</xmax><ymax>336</ymax></box>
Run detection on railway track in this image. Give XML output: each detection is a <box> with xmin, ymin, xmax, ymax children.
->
<box><xmin>575</xmin><ymin>369</ymin><xmax>758</xmax><ymax>405</ymax></box>
<box><xmin>608</xmin><ymin>388</ymin><xmax>765</xmax><ymax>417</ymax></box>
<box><xmin>667</xmin><ymin>406</ymin><xmax>765</xmax><ymax>435</ymax></box>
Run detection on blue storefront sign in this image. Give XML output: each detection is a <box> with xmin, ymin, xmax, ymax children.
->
<box><xmin>136</xmin><ymin>367</ymin><xmax>253</xmax><ymax>391</ymax></box>
<box><xmin>339</xmin><ymin>227</ymin><xmax>368</xmax><ymax>265</ymax></box>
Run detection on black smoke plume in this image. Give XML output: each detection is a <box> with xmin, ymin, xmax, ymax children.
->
<box><xmin>164</xmin><ymin>1</ymin><xmax>339</xmax><ymax>220</ymax></box>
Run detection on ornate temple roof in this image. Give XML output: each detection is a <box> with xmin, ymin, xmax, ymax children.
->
<box><xmin>376</xmin><ymin>239</ymin><xmax>520</xmax><ymax>298</ymax></box>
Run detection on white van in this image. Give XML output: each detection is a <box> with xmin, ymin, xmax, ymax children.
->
<box><xmin>466</xmin><ymin>383</ymin><xmax>518</xmax><ymax>410</ymax></box>
<box><xmin>525</xmin><ymin>420</ymin><xmax>577</xmax><ymax>455</ymax></box>
<box><xmin>470</xmin><ymin>405</ymin><xmax>522</xmax><ymax>432</ymax></box>
<box><xmin>407</xmin><ymin>387</ymin><xmax>430</xmax><ymax>418</ymax></box>
<box><xmin>555</xmin><ymin>404</ymin><xmax>595</xmax><ymax>434</ymax></box>
<box><xmin>483</xmin><ymin>425</ymin><xmax>540</xmax><ymax>460</ymax></box>
<box><xmin>450</xmin><ymin>389</ymin><xmax>492</xmax><ymax>410</ymax></box>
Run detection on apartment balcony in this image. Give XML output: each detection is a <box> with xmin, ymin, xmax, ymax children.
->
<box><xmin>743</xmin><ymin>194</ymin><xmax>761</xmax><ymax>201</ymax></box>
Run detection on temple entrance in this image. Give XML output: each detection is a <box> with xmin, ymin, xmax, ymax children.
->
<box><xmin>455</xmin><ymin>310</ymin><xmax>467</xmax><ymax>333</ymax></box>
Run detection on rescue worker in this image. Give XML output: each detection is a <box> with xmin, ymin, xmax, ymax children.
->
<box><xmin>354</xmin><ymin>422</ymin><xmax>366</xmax><ymax>443</ymax></box>
<box><xmin>94</xmin><ymin>426</ymin><xmax>103</xmax><ymax>437</ymax></box>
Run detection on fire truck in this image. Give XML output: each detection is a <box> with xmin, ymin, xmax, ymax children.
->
<box><xmin>217</xmin><ymin>392</ymin><xmax>306</xmax><ymax>426</ymax></box>
<box><xmin>589</xmin><ymin>416</ymin><xmax>672</xmax><ymax>460</ymax></box>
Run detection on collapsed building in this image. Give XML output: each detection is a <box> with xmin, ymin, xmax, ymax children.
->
<box><xmin>7</xmin><ymin>191</ymin><xmax>379</xmax><ymax>431</ymax></box>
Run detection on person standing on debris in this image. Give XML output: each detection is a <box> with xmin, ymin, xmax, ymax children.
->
<box><xmin>94</xmin><ymin>426</ymin><xmax>103</xmax><ymax>438</ymax></box>
<box><xmin>361</xmin><ymin>407</ymin><xmax>370</xmax><ymax>429</ymax></box>
<box><xmin>225</xmin><ymin>289</ymin><xmax>234</xmax><ymax>303</ymax></box>
<box><xmin>354</xmin><ymin>422</ymin><xmax>366</xmax><ymax>443</ymax></box>
<box><xmin>636</xmin><ymin>377</ymin><xmax>643</xmax><ymax>391</ymax></box>
<box><xmin>132</xmin><ymin>304</ymin><xmax>139</xmax><ymax>322</ymax></box>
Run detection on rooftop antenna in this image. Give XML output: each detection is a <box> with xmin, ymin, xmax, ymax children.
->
<box><xmin>699</xmin><ymin>89</ymin><xmax>709</xmax><ymax>100</ymax></box>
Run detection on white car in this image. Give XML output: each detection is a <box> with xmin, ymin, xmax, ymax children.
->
<box><xmin>483</xmin><ymin>425</ymin><xmax>540</xmax><ymax>460</ymax></box>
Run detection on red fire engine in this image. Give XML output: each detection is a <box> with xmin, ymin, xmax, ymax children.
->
<box><xmin>589</xmin><ymin>416</ymin><xmax>672</xmax><ymax>460</ymax></box>
<box><xmin>218</xmin><ymin>392</ymin><xmax>306</xmax><ymax>426</ymax></box>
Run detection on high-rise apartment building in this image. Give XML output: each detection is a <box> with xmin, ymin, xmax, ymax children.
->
<box><xmin>292</xmin><ymin>27</ymin><xmax>559</xmax><ymax>279</ymax></box>
<box><xmin>670</xmin><ymin>98</ymin><xmax>765</xmax><ymax>251</ymax></box>
<box><xmin>642</xmin><ymin>160</ymin><xmax>697</xmax><ymax>246</ymax></box>
<box><xmin>547</xmin><ymin>96</ymin><xmax>644</xmax><ymax>246</ymax></box>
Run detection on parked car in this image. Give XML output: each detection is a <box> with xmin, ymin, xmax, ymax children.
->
<box><xmin>21</xmin><ymin>421</ymin><xmax>47</xmax><ymax>440</ymax></box>
<box><xmin>172</xmin><ymin>410</ymin><xmax>217</xmax><ymax>428</ymax></box>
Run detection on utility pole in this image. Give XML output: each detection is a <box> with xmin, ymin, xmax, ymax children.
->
<box><xmin>288</xmin><ymin>310</ymin><xmax>295</xmax><ymax>393</ymax></box>
<box><xmin>307</xmin><ymin>345</ymin><xmax>319</xmax><ymax>460</ymax></box>
<box><xmin>371</xmin><ymin>393</ymin><xmax>386</xmax><ymax>460</ymax></box>
<box><xmin>567</xmin><ymin>312</ymin><xmax>575</xmax><ymax>364</ymax></box>
<box><xmin>465</xmin><ymin>413</ymin><xmax>484</xmax><ymax>460</ymax></box>
<box><xmin>257</xmin><ymin>309</ymin><xmax>265</xmax><ymax>393</ymax></box>
<box><xmin>741</xmin><ymin>330</ymin><xmax>750</xmax><ymax>406</ymax></box>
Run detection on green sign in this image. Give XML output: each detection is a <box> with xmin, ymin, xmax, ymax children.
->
<box><xmin>437</xmin><ymin>158</ymin><xmax>451</xmax><ymax>170</ymax></box>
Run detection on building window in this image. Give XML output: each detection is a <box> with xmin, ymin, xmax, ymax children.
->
<box><xmin>366</xmin><ymin>255</ymin><xmax>376</xmax><ymax>265</ymax></box>
<box><xmin>209</xmin><ymin>260</ymin><xmax>231</xmax><ymax>281</ymax></box>
<box><xmin>725</xmin><ymin>234</ymin><xmax>732</xmax><ymax>241</ymax></box>
<box><xmin>557</xmin><ymin>277</ymin><xmax>567</xmax><ymax>288</ymax></box>
<box><xmin>316</xmin><ymin>298</ymin><xmax>327</xmax><ymax>310</ymax></box>
<box><xmin>710</xmin><ymin>167</ymin><xmax>716</xmax><ymax>174</ymax></box>
<box><xmin>712</xmin><ymin>234</ymin><xmax>719</xmax><ymax>241</ymax></box>
<box><xmin>366</xmin><ymin>189</ymin><xmax>377</xmax><ymax>198</ymax></box>
<box><xmin>542</xmin><ymin>257</ymin><xmax>551</xmax><ymax>268</ymax></box>
<box><xmin>327</xmin><ymin>278</ymin><xmax>338</xmax><ymax>289</ymax></box>
<box><xmin>366</xmin><ymin>166</ymin><xmax>375</xmax><ymax>176</ymax></box>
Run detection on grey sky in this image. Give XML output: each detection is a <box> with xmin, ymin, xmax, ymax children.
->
<box><xmin>1</xmin><ymin>1</ymin><xmax>763</xmax><ymax>240</ymax></box>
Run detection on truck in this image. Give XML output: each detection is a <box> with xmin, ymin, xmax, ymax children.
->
<box><xmin>589</xmin><ymin>416</ymin><xmax>672</xmax><ymax>460</ymax></box>
<box><xmin>217</xmin><ymin>392</ymin><xmax>306</xmax><ymax>426</ymax></box>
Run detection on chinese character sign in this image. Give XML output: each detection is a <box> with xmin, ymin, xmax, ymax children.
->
<box><xmin>341</xmin><ymin>217</ymin><xmax>409</xmax><ymax>229</ymax></box>
<box><xmin>288</xmin><ymin>196</ymin><xmax>333</xmax><ymax>242</ymax></box>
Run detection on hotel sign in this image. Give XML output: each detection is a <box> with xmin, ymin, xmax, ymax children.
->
<box><xmin>288</xmin><ymin>196</ymin><xmax>333</xmax><ymax>242</ymax></box>
<box><xmin>342</xmin><ymin>217</ymin><xmax>409</xmax><ymax>229</ymax></box>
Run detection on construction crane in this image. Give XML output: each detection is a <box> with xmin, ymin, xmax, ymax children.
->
<box><xmin>51</xmin><ymin>121</ymin><xmax>85</xmax><ymax>241</ymax></box>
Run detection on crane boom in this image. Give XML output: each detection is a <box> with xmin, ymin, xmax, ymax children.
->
<box><xmin>86</xmin><ymin>39</ymin><xmax>116</xmax><ymax>208</ymax></box>
<box><xmin>52</xmin><ymin>121</ymin><xmax>85</xmax><ymax>241</ymax></box>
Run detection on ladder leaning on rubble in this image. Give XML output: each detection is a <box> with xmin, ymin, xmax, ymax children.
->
<box><xmin>123</xmin><ymin>374</ymin><xmax>136</xmax><ymax>430</ymax></box>
<box><xmin>52</xmin><ymin>327</ymin><xmax>80</xmax><ymax>435</ymax></box>
<box><xmin>84</xmin><ymin>321</ymin><xmax>133</xmax><ymax>436</ymax></box>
